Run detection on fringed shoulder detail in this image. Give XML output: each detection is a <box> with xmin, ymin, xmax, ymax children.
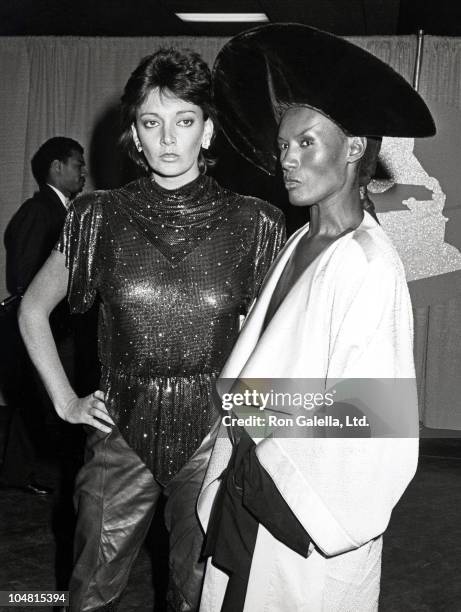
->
<box><xmin>55</xmin><ymin>191</ymin><xmax>107</xmax><ymax>313</ymax></box>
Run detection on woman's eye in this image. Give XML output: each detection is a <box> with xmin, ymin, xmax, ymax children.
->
<box><xmin>178</xmin><ymin>119</ymin><xmax>194</xmax><ymax>127</ymax></box>
<box><xmin>278</xmin><ymin>142</ymin><xmax>288</xmax><ymax>151</ymax></box>
<box><xmin>300</xmin><ymin>138</ymin><xmax>313</xmax><ymax>147</ymax></box>
<box><xmin>143</xmin><ymin>120</ymin><xmax>158</xmax><ymax>128</ymax></box>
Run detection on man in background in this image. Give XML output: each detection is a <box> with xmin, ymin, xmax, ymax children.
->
<box><xmin>1</xmin><ymin>137</ymin><xmax>86</xmax><ymax>493</ymax></box>
<box><xmin>5</xmin><ymin>137</ymin><xmax>86</xmax><ymax>293</ymax></box>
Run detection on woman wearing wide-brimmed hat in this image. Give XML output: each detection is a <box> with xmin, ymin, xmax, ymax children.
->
<box><xmin>198</xmin><ymin>23</ymin><xmax>435</xmax><ymax>612</ymax></box>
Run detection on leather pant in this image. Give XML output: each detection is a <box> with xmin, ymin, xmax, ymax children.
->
<box><xmin>164</xmin><ymin>426</ymin><xmax>217</xmax><ymax>612</ymax></box>
<box><xmin>69</xmin><ymin>426</ymin><xmax>213</xmax><ymax>612</ymax></box>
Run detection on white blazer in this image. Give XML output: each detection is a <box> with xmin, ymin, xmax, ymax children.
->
<box><xmin>198</xmin><ymin>212</ymin><xmax>418</xmax><ymax>612</ymax></box>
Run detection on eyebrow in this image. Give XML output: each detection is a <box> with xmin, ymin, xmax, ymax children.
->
<box><xmin>277</xmin><ymin>122</ymin><xmax>321</xmax><ymax>141</ymax></box>
<box><xmin>139</xmin><ymin>110</ymin><xmax>198</xmax><ymax>118</ymax></box>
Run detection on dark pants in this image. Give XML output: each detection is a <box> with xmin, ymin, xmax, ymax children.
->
<box><xmin>1</xmin><ymin>333</ymin><xmax>81</xmax><ymax>486</ymax></box>
<box><xmin>70</xmin><ymin>426</ymin><xmax>212</xmax><ymax>612</ymax></box>
<box><xmin>164</xmin><ymin>427</ymin><xmax>216</xmax><ymax>612</ymax></box>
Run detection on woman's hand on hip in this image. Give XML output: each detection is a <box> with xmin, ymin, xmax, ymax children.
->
<box><xmin>59</xmin><ymin>390</ymin><xmax>115</xmax><ymax>433</ymax></box>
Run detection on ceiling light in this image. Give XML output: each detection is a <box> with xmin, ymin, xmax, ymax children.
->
<box><xmin>175</xmin><ymin>13</ymin><xmax>269</xmax><ymax>23</ymax></box>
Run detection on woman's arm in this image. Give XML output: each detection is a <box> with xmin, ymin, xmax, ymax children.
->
<box><xmin>18</xmin><ymin>250</ymin><xmax>114</xmax><ymax>433</ymax></box>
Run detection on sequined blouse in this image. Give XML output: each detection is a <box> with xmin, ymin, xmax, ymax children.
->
<box><xmin>57</xmin><ymin>174</ymin><xmax>285</xmax><ymax>484</ymax></box>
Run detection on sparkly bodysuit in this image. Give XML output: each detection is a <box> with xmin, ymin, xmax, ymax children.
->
<box><xmin>57</xmin><ymin>174</ymin><xmax>285</xmax><ymax>484</ymax></box>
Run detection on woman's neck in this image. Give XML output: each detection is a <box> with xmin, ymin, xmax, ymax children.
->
<box><xmin>308</xmin><ymin>182</ymin><xmax>363</xmax><ymax>238</ymax></box>
<box><xmin>151</xmin><ymin>166</ymin><xmax>200</xmax><ymax>190</ymax></box>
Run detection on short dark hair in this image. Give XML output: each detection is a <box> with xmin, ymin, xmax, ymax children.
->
<box><xmin>31</xmin><ymin>137</ymin><xmax>84</xmax><ymax>185</ymax></box>
<box><xmin>359</xmin><ymin>137</ymin><xmax>382</xmax><ymax>187</ymax></box>
<box><xmin>120</xmin><ymin>47</ymin><xmax>214</xmax><ymax>173</ymax></box>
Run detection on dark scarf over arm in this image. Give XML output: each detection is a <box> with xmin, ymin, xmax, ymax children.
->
<box><xmin>202</xmin><ymin>427</ymin><xmax>311</xmax><ymax>611</ymax></box>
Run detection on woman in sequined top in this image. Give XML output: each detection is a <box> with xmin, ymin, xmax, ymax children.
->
<box><xmin>19</xmin><ymin>48</ymin><xmax>285</xmax><ymax>611</ymax></box>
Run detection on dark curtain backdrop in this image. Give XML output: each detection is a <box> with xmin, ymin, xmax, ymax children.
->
<box><xmin>1</xmin><ymin>35</ymin><xmax>460</xmax><ymax>427</ymax></box>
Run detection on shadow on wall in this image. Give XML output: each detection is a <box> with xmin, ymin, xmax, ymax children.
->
<box><xmin>89</xmin><ymin>102</ymin><xmax>141</xmax><ymax>190</ymax></box>
<box><xmin>414</xmin><ymin>102</ymin><xmax>461</xmax><ymax>254</ymax></box>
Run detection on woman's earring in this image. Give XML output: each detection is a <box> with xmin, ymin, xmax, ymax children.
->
<box><xmin>131</xmin><ymin>124</ymin><xmax>143</xmax><ymax>152</ymax></box>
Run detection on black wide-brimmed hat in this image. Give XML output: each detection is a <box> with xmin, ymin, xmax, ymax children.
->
<box><xmin>212</xmin><ymin>23</ymin><xmax>436</xmax><ymax>175</ymax></box>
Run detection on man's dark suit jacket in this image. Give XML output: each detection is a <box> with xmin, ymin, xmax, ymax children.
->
<box><xmin>5</xmin><ymin>184</ymin><xmax>66</xmax><ymax>295</ymax></box>
<box><xmin>1</xmin><ymin>185</ymin><xmax>88</xmax><ymax>488</ymax></box>
<box><xmin>4</xmin><ymin>184</ymin><xmax>99</xmax><ymax>393</ymax></box>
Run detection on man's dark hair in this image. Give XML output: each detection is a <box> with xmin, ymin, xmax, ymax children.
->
<box><xmin>31</xmin><ymin>137</ymin><xmax>84</xmax><ymax>185</ymax></box>
<box><xmin>120</xmin><ymin>47</ymin><xmax>214</xmax><ymax>173</ymax></box>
